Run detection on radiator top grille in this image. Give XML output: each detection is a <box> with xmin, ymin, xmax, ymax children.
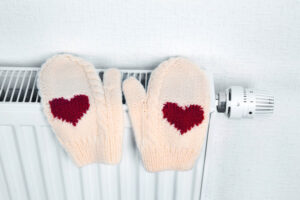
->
<box><xmin>0</xmin><ymin>67</ymin><xmax>152</xmax><ymax>103</ymax></box>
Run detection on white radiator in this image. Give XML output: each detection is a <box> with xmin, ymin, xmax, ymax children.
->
<box><xmin>0</xmin><ymin>67</ymin><xmax>216</xmax><ymax>200</ymax></box>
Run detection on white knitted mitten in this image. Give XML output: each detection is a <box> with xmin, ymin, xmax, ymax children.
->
<box><xmin>38</xmin><ymin>54</ymin><xmax>123</xmax><ymax>166</ymax></box>
<box><xmin>123</xmin><ymin>57</ymin><xmax>210</xmax><ymax>172</ymax></box>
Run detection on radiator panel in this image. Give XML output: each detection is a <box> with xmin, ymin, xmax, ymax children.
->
<box><xmin>0</xmin><ymin>117</ymin><xmax>206</xmax><ymax>200</ymax></box>
<box><xmin>0</xmin><ymin>67</ymin><xmax>215</xmax><ymax>200</ymax></box>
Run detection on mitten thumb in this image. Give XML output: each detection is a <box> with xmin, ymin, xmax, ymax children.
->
<box><xmin>103</xmin><ymin>68</ymin><xmax>123</xmax><ymax>136</ymax></box>
<box><xmin>123</xmin><ymin>77</ymin><xmax>146</xmax><ymax>140</ymax></box>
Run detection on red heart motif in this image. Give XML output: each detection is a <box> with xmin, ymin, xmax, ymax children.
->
<box><xmin>49</xmin><ymin>94</ymin><xmax>90</xmax><ymax>126</ymax></box>
<box><xmin>162</xmin><ymin>102</ymin><xmax>204</xmax><ymax>135</ymax></box>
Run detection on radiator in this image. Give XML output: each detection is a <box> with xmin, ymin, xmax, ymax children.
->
<box><xmin>0</xmin><ymin>67</ymin><xmax>216</xmax><ymax>200</ymax></box>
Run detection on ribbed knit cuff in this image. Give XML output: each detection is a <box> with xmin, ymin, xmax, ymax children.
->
<box><xmin>62</xmin><ymin>134</ymin><xmax>122</xmax><ymax>167</ymax></box>
<box><xmin>97</xmin><ymin>134</ymin><xmax>123</xmax><ymax>164</ymax></box>
<box><xmin>63</xmin><ymin>136</ymin><xmax>99</xmax><ymax>167</ymax></box>
<box><xmin>140</xmin><ymin>147</ymin><xmax>199</xmax><ymax>172</ymax></box>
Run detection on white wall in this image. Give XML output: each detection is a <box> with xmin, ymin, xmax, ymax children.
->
<box><xmin>0</xmin><ymin>0</ymin><xmax>300</xmax><ymax>199</ymax></box>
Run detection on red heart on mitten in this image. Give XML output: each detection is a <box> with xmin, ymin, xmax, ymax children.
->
<box><xmin>49</xmin><ymin>94</ymin><xmax>90</xmax><ymax>126</ymax></box>
<box><xmin>162</xmin><ymin>102</ymin><xmax>204</xmax><ymax>135</ymax></box>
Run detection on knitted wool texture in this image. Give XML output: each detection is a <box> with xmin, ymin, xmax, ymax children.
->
<box><xmin>123</xmin><ymin>57</ymin><xmax>210</xmax><ymax>172</ymax></box>
<box><xmin>38</xmin><ymin>54</ymin><xmax>123</xmax><ymax>166</ymax></box>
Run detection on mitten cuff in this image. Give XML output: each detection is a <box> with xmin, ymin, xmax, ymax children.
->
<box><xmin>63</xmin><ymin>136</ymin><xmax>99</xmax><ymax>167</ymax></box>
<box><xmin>97</xmin><ymin>134</ymin><xmax>123</xmax><ymax>164</ymax></box>
<box><xmin>140</xmin><ymin>147</ymin><xmax>199</xmax><ymax>172</ymax></box>
<box><xmin>62</xmin><ymin>134</ymin><xmax>123</xmax><ymax>167</ymax></box>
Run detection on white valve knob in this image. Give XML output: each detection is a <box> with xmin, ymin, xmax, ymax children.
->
<box><xmin>216</xmin><ymin>86</ymin><xmax>274</xmax><ymax>119</ymax></box>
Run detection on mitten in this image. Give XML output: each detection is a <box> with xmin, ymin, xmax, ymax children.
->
<box><xmin>38</xmin><ymin>54</ymin><xmax>123</xmax><ymax>166</ymax></box>
<box><xmin>123</xmin><ymin>57</ymin><xmax>210</xmax><ymax>172</ymax></box>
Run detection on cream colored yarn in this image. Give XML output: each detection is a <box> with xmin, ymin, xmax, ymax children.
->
<box><xmin>38</xmin><ymin>54</ymin><xmax>123</xmax><ymax>166</ymax></box>
<box><xmin>123</xmin><ymin>57</ymin><xmax>210</xmax><ymax>172</ymax></box>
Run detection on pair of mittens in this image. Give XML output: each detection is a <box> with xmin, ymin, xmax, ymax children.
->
<box><xmin>123</xmin><ymin>58</ymin><xmax>210</xmax><ymax>172</ymax></box>
<box><xmin>38</xmin><ymin>55</ymin><xmax>210</xmax><ymax>172</ymax></box>
<box><xmin>38</xmin><ymin>54</ymin><xmax>123</xmax><ymax>166</ymax></box>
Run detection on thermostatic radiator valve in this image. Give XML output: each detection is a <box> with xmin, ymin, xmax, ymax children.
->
<box><xmin>216</xmin><ymin>86</ymin><xmax>274</xmax><ymax>119</ymax></box>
